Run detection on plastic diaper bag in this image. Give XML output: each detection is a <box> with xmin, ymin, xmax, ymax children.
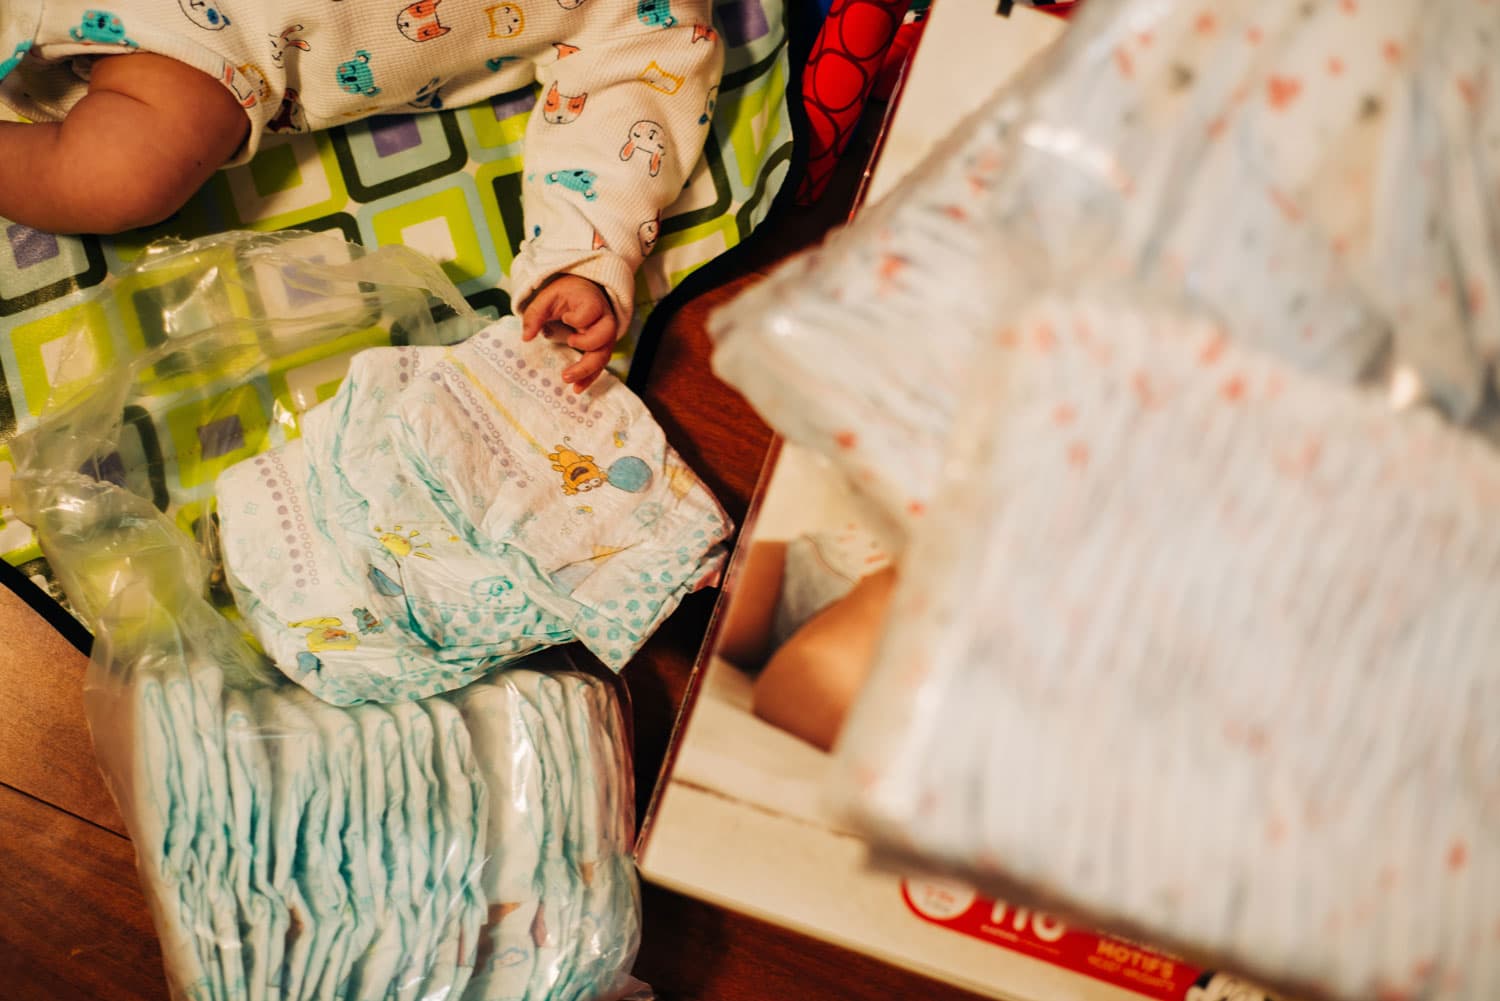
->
<box><xmin>711</xmin><ymin>0</ymin><xmax>1500</xmax><ymax>538</ymax></box>
<box><xmin>714</xmin><ymin>1</ymin><xmax>1500</xmax><ymax>999</ymax></box>
<box><xmin>8</xmin><ymin>231</ymin><xmax>651</xmax><ymax>1001</ymax></box>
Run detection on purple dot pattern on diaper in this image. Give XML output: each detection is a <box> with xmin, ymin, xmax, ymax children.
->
<box><xmin>256</xmin><ymin>451</ymin><xmax>319</xmax><ymax>590</ymax></box>
<box><xmin>474</xmin><ymin>331</ymin><xmax>598</xmax><ymax>430</ymax></box>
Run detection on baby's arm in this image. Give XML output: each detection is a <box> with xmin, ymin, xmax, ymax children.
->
<box><xmin>515</xmin><ymin>12</ymin><xmax>725</xmax><ymax>390</ymax></box>
<box><xmin>0</xmin><ymin>53</ymin><xmax>246</xmax><ymax>234</ymax></box>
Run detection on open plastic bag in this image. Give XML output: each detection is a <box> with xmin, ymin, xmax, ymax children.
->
<box><xmin>8</xmin><ymin>232</ymin><xmax>651</xmax><ymax>1001</ymax></box>
<box><xmin>7</xmin><ymin>229</ymin><xmax>484</xmax><ymax>623</ymax></box>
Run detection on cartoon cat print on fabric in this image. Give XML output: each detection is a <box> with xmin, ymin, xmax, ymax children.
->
<box><xmin>410</xmin><ymin>76</ymin><xmax>445</xmax><ymax>109</ymax></box>
<box><xmin>699</xmin><ymin>83</ymin><xmax>717</xmax><ymax>125</ymax></box>
<box><xmin>638</xmin><ymin>214</ymin><xmax>660</xmax><ymax>255</ymax></box>
<box><xmin>397</xmin><ymin>0</ymin><xmax>450</xmax><ymax>42</ymax></box>
<box><xmin>267</xmin><ymin>89</ymin><xmax>304</xmax><ymax>131</ymax></box>
<box><xmin>485</xmin><ymin>2</ymin><xmax>525</xmax><ymax>39</ymax></box>
<box><xmin>0</xmin><ymin>40</ymin><xmax>31</xmax><ymax>79</ymax></box>
<box><xmin>542</xmin><ymin>82</ymin><xmax>588</xmax><ymax>123</ymax></box>
<box><xmin>336</xmin><ymin>49</ymin><xmax>380</xmax><ymax>96</ymax></box>
<box><xmin>544</xmin><ymin>169</ymin><xmax>599</xmax><ymax>201</ymax></box>
<box><xmin>638</xmin><ymin>0</ymin><xmax>677</xmax><ymax>29</ymax></box>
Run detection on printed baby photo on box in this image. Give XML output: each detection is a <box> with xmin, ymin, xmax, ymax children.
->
<box><xmin>714</xmin><ymin>454</ymin><xmax>894</xmax><ymax>753</ymax></box>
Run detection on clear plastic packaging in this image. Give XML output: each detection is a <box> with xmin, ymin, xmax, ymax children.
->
<box><xmin>709</xmin><ymin>83</ymin><xmax>1032</xmax><ymax>532</ymax></box>
<box><xmin>8</xmin><ymin>232</ymin><xmax>649</xmax><ymax>1001</ymax></box>
<box><xmin>7</xmin><ymin>229</ymin><xmax>484</xmax><ymax>624</ymax></box>
<box><xmin>710</xmin><ymin>0</ymin><xmax>1500</xmax><ymax>998</ymax></box>
<box><xmin>91</xmin><ymin>603</ymin><xmax>642</xmax><ymax>1001</ymax></box>
<box><xmin>711</xmin><ymin>0</ymin><xmax>1500</xmax><ymax>536</ymax></box>
<box><xmin>834</xmin><ymin>289</ymin><xmax>1500</xmax><ymax>1000</ymax></box>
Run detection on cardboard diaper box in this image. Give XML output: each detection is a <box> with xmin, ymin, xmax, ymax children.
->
<box><xmin>634</xmin><ymin>441</ymin><xmax>1252</xmax><ymax>1001</ymax></box>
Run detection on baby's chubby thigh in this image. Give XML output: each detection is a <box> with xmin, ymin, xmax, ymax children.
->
<box><xmin>753</xmin><ymin>567</ymin><xmax>899</xmax><ymax>752</ymax></box>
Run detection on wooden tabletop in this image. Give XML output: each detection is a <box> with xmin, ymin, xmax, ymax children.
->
<box><xmin>0</xmin><ymin>146</ymin><xmax>987</xmax><ymax>1001</ymax></box>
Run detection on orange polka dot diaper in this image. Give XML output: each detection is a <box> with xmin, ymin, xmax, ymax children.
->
<box><xmin>711</xmin><ymin>0</ymin><xmax>1500</xmax><ymax>540</ymax></box>
<box><xmin>834</xmin><ymin>290</ymin><xmax>1500</xmax><ymax>1001</ymax></box>
<box><xmin>710</xmin><ymin>1</ymin><xmax>1500</xmax><ymax>997</ymax></box>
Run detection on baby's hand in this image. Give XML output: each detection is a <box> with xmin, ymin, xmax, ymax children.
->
<box><xmin>521</xmin><ymin>275</ymin><xmax>618</xmax><ymax>393</ymax></box>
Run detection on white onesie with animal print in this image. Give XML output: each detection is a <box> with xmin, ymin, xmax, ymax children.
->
<box><xmin>0</xmin><ymin>0</ymin><xmax>722</xmax><ymax>326</ymax></box>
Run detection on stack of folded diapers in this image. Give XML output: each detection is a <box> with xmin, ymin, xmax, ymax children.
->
<box><xmin>103</xmin><ymin>315</ymin><xmax>731</xmax><ymax>1000</ymax></box>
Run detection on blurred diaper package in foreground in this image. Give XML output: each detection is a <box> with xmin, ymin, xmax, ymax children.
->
<box><xmin>710</xmin><ymin>0</ymin><xmax>1500</xmax><ymax>999</ymax></box>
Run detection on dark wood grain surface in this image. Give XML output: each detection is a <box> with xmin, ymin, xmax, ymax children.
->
<box><xmin>0</xmin><ymin>135</ymin><xmax>988</xmax><ymax>1001</ymax></box>
<box><xmin>0</xmin><ymin>783</ymin><xmax>169</xmax><ymax>1000</ymax></box>
<box><xmin>0</xmin><ymin>593</ymin><xmax>125</xmax><ymax>836</ymax></box>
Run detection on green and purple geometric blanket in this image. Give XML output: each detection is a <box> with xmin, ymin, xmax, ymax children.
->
<box><xmin>0</xmin><ymin>0</ymin><xmax>795</xmax><ymax>607</ymax></box>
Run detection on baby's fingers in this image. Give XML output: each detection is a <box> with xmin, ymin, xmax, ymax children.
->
<box><xmin>567</xmin><ymin>316</ymin><xmax>617</xmax><ymax>353</ymax></box>
<box><xmin>521</xmin><ymin>304</ymin><xmax>550</xmax><ymax>342</ymax></box>
<box><xmin>560</xmin><ymin>291</ymin><xmax>609</xmax><ymax>332</ymax></box>
<box><xmin>563</xmin><ymin>347</ymin><xmax>611</xmax><ymax>392</ymax></box>
<box><xmin>521</xmin><ymin>286</ymin><xmax>563</xmax><ymax>341</ymax></box>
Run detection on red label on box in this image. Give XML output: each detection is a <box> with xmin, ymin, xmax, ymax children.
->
<box><xmin>901</xmin><ymin>879</ymin><xmax>1202</xmax><ymax>999</ymax></box>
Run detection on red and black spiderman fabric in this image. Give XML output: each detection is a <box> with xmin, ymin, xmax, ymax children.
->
<box><xmin>796</xmin><ymin>0</ymin><xmax>910</xmax><ymax>203</ymax></box>
<box><xmin>795</xmin><ymin>0</ymin><xmax>1081</xmax><ymax>204</ymax></box>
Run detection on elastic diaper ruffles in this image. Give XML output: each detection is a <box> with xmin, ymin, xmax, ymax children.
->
<box><xmin>109</xmin><ymin>647</ymin><xmax>638</xmax><ymax>1001</ymax></box>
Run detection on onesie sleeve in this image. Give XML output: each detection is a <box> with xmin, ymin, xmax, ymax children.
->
<box><xmin>0</xmin><ymin>2</ymin><xmax>42</xmax><ymax>89</ymax></box>
<box><xmin>508</xmin><ymin>5</ymin><xmax>725</xmax><ymax>332</ymax></box>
